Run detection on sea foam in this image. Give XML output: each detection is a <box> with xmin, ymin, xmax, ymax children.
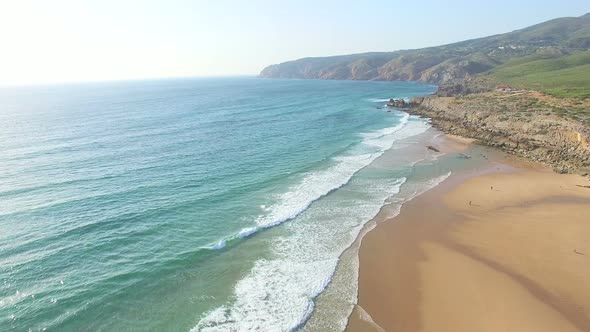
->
<box><xmin>193</xmin><ymin>112</ymin><xmax>432</xmax><ymax>331</ymax></box>
<box><xmin>205</xmin><ymin>113</ymin><xmax>418</xmax><ymax>251</ymax></box>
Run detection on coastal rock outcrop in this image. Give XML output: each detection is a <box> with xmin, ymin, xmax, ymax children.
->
<box><xmin>387</xmin><ymin>99</ymin><xmax>406</xmax><ymax>108</ymax></box>
<box><xmin>407</xmin><ymin>92</ymin><xmax>590</xmax><ymax>175</ymax></box>
<box><xmin>408</xmin><ymin>97</ymin><xmax>425</xmax><ymax>107</ymax></box>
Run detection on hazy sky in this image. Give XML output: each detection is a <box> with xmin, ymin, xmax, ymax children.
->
<box><xmin>0</xmin><ymin>0</ymin><xmax>588</xmax><ymax>85</ymax></box>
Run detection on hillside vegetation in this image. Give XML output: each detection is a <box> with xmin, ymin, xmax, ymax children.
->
<box><xmin>483</xmin><ymin>52</ymin><xmax>590</xmax><ymax>98</ymax></box>
<box><xmin>260</xmin><ymin>13</ymin><xmax>590</xmax><ymax>98</ymax></box>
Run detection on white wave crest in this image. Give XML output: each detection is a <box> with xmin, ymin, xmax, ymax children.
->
<box><xmin>237</xmin><ymin>227</ymin><xmax>258</xmax><ymax>238</ymax></box>
<box><xmin>366</xmin><ymin>98</ymin><xmax>391</xmax><ymax>103</ymax></box>
<box><xmin>193</xmin><ymin>113</ymin><xmax>432</xmax><ymax>331</ymax></box>
<box><xmin>206</xmin><ymin>240</ymin><xmax>226</xmax><ymax>250</ymax></box>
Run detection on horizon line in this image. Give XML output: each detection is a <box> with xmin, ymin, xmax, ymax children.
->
<box><xmin>0</xmin><ymin>74</ymin><xmax>260</xmax><ymax>89</ymax></box>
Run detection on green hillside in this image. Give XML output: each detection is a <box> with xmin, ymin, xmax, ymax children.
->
<box><xmin>485</xmin><ymin>51</ymin><xmax>590</xmax><ymax>98</ymax></box>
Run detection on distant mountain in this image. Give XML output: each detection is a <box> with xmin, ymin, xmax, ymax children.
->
<box><xmin>260</xmin><ymin>13</ymin><xmax>590</xmax><ymax>88</ymax></box>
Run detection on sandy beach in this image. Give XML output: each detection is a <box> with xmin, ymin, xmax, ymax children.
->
<box><xmin>347</xmin><ymin>137</ymin><xmax>590</xmax><ymax>332</ymax></box>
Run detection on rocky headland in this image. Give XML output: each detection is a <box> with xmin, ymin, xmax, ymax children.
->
<box><xmin>260</xmin><ymin>13</ymin><xmax>590</xmax><ymax>176</ymax></box>
<box><xmin>261</xmin><ymin>15</ymin><xmax>590</xmax><ymax>88</ymax></box>
<box><xmin>405</xmin><ymin>91</ymin><xmax>590</xmax><ymax>175</ymax></box>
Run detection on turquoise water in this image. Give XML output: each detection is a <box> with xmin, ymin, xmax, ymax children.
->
<box><xmin>0</xmin><ymin>78</ymin><xmax>436</xmax><ymax>331</ymax></box>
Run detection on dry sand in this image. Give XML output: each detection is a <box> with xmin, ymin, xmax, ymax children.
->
<box><xmin>347</xmin><ymin>139</ymin><xmax>590</xmax><ymax>332</ymax></box>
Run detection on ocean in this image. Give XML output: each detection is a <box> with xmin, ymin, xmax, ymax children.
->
<box><xmin>0</xmin><ymin>77</ymin><xmax>454</xmax><ymax>331</ymax></box>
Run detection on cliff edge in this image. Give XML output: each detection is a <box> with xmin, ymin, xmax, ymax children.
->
<box><xmin>407</xmin><ymin>92</ymin><xmax>590</xmax><ymax>174</ymax></box>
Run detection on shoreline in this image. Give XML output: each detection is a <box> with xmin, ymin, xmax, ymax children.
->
<box><xmin>347</xmin><ymin>134</ymin><xmax>590</xmax><ymax>332</ymax></box>
<box><xmin>302</xmin><ymin>123</ymin><xmax>453</xmax><ymax>331</ymax></box>
<box><xmin>405</xmin><ymin>92</ymin><xmax>590</xmax><ymax>176</ymax></box>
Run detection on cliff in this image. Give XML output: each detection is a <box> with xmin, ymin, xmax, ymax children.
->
<box><xmin>260</xmin><ymin>13</ymin><xmax>590</xmax><ymax>174</ymax></box>
<box><xmin>407</xmin><ymin>92</ymin><xmax>590</xmax><ymax>174</ymax></box>
<box><xmin>260</xmin><ymin>14</ymin><xmax>590</xmax><ymax>89</ymax></box>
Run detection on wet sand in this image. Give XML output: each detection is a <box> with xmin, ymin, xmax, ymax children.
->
<box><xmin>347</xmin><ymin>138</ymin><xmax>590</xmax><ymax>332</ymax></box>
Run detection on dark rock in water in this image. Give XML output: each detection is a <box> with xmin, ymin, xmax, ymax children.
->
<box><xmin>458</xmin><ymin>153</ymin><xmax>472</xmax><ymax>159</ymax></box>
<box><xmin>427</xmin><ymin>145</ymin><xmax>441</xmax><ymax>152</ymax></box>
<box><xmin>387</xmin><ymin>98</ymin><xmax>406</xmax><ymax>108</ymax></box>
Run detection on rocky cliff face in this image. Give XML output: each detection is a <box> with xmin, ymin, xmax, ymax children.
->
<box><xmin>259</xmin><ymin>52</ymin><xmax>497</xmax><ymax>85</ymax></box>
<box><xmin>260</xmin><ymin>14</ymin><xmax>590</xmax><ymax>85</ymax></box>
<box><xmin>407</xmin><ymin>93</ymin><xmax>590</xmax><ymax>174</ymax></box>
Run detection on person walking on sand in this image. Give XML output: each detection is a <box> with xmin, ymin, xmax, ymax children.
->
<box><xmin>469</xmin><ymin>200</ymin><xmax>472</xmax><ymax>206</ymax></box>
